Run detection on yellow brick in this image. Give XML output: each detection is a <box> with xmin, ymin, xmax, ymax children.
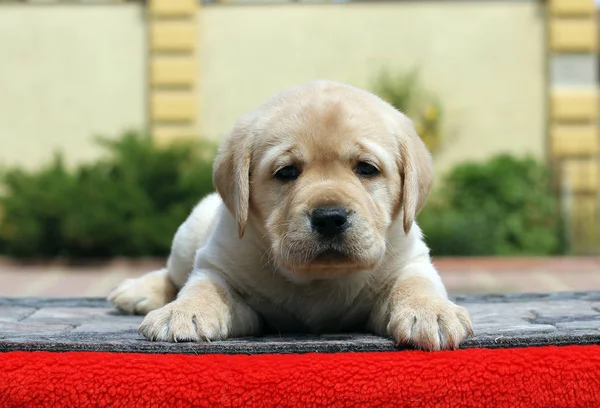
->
<box><xmin>551</xmin><ymin>125</ymin><xmax>599</xmax><ymax>157</ymax></box>
<box><xmin>152</xmin><ymin>125</ymin><xmax>199</xmax><ymax>145</ymax></box>
<box><xmin>550</xmin><ymin>0</ymin><xmax>596</xmax><ymax>16</ymax></box>
<box><xmin>551</xmin><ymin>89</ymin><xmax>599</xmax><ymax>121</ymax></box>
<box><xmin>151</xmin><ymin>57</ymin><xmax>196</xmax><ymax>87</ymax></box>
<box><xmin>573</xmin><ymin>196</ymin><xmax>596</xmax><ymax>220</ymax></box>
<box><xmin>570</xmin><ymin>195</ymin><xmax>598</xmax><ymax>241</ymax></box>
<box><xmin>151</xmin><ymin>92</ymin><xmax>196</xmax><ymax>122</ymax></box>
<box><xmin>150</xmin><ymin>22</ymin><xmax>197</xmax><ymax>53</ymax></box>
<box><xmin>550</xmin><ymin>18</ymin><xmax>597</xmax><ymax>52</ymax></box>
<box><xmin>562</xmin><ymin>160</ymin><xmax>599</xmax><ymax>192</ymax></box>
<box><xmin>149</xmin><ymin>0</ymin><xmax>196</xmax><ymax>17</ymax></box>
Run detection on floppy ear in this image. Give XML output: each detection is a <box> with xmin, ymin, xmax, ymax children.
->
<box><xmin>398</xmin><ymin>122</ymin><xmax>434</xmax><ymax>234</ymax></box>
<box><xmin>212</xmin><ymin>117</ymin><xmax>254</xmax><ymax>239</ymax></box>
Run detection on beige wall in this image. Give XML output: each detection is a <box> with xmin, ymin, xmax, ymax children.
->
<box><xmin>0</xmin><ymin>4</ymin><xmax>146</xmax><ymax>169</ymax></box>
<box><xmin>200</xmin><ymin>2</ymin><xmax>547</xmax><ymax>173</ymax></box>
<box><xmin>0</xmin><ymin>2</ymin><xmax>546</xmax><ymax>174</ymax></box>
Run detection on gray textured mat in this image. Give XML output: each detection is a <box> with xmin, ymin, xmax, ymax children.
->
<box><xmin>1</xmin><ymin>292</ymin><xmax>600</xmax><ymax>354</ymax></box>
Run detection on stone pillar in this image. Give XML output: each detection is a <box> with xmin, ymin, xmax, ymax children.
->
<box><xmin>548</xmin><ymin>0</ymin><xmax>599</xmax><ymax>253</ymax></box>
<box><xmin>148</xmin><ymin>0</ymin><xmax>199</xmax><ymax>144</ymax></box>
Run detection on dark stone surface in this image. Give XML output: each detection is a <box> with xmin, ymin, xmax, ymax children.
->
<box><xmin>1</xmin><ymin>292</ymin><xmax>600</xmax><ymax>354</ymax></box>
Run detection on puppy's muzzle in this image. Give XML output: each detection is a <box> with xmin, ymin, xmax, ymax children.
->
<box><xmin>310</xmin><ymin>206</ymin><xmax>349</xmax><ymax>239</ymax></box>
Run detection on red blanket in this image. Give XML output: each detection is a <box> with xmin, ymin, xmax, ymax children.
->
<box><xmin>1</xmin><ymin>345</ymin><xmax>599</xmax><ymax>407</ymax></box>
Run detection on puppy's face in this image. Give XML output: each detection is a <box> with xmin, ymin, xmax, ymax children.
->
<box><xmin>214</xmin><ymin>81</ymin><xmax>433</xmax><ymax>280</ymax></box>
<box><xmin>251</xmin><ymin>103</ymin><xmax>400</xmax><ymax>277</ymax></box>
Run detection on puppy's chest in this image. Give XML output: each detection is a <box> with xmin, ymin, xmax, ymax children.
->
<box><xmin>239</xmin><ymin>283</ymin><xmax>376</xmax><ymax>334</ymax></box>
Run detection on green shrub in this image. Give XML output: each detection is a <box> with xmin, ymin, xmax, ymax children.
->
<box><xmin>418</xmin><ymin>154</ymin><xmax>564</xmax><ymax>256</ymax></box>
<box><xmin>0</xmin><ymin>131</ymin><xmax>217</xmax><ymax>258</ymax></box>
<box><xmin>0</xmin><ymin>133</ymin><xmax>564</xmax><ymax>258</ymax></box>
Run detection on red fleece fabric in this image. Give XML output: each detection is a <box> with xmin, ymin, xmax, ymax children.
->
<box><xmin>1</xmin><ymin>345</ymin><xmax>599</xmax><ymax>407</ymax></box>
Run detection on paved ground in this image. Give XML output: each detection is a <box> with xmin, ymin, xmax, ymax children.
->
<box><xmin>2</xmin><ymin>293</ymin><xmax>600</xmax><ymax>353</ymax></box>
<box><xmin>1</xmin><ymin>257</ymin><xmax>600</xmax><ymax>298</ymax></box>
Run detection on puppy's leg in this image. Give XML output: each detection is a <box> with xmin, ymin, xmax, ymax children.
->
<box><xmin>139</xmin><ymin>272</ymin><xmax>261</xmax><ymax>342</ymax></box>
<box><xmin>108</xmin><ymin>268</ymin><xmax>177</xmax><ymax>315</ymax></box>
<box><xmin>369</xmin><ymin>261</ymin><xmax>473</xmax><ymax>351</ymax></box>
<box><xmin>166</xmin><ymin>193</ymin><xmax>222</xmax><ymax>288</ymax></box>
<box><xmin>108</xmin><ymin>193</ymin><xmax>222</xmax><ymax>315</ymax></box>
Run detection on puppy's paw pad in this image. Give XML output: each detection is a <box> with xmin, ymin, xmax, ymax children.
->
<box><xmin>388</xmin><ymin>296</ymin><xmax>473</xmax><ymax>351</ymax></box>
<box><xmin>139</xmin><ymin>301</ymin><xmax>227</xmax><ymax>343</ymax></box>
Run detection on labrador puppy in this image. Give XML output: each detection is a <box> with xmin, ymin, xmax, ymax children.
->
<box><xmin>108</xmin><ymin>80</ymin><xmax>473</xmax><ymax>351</ymax></box>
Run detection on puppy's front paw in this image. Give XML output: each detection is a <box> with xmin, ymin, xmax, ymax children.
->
<box><xmin>108</xmin><ymin>269</ymin><xmax>177</xmax><ymax>315</ymax></box>
<box><xmin>139</xmin><ymin>299</ymin><xmax>230</xmax><ymax>342</ymax></box>
<box><xmin>388</xmin><ymin>295</ymin><xmax>473</xmax><ymax>351</ymax></box>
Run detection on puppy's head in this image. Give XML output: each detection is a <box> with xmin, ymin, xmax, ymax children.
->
<box><xmin>213</xmin><ymin>80</ymin><xmax>433</xmax><ymax>280</ymax></box>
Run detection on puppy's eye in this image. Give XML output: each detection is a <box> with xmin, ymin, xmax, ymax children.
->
<box><xmin>275</xmin><ymin>165</ymin><xmax>300</xmax><ymax>181</ymax></box>
<box><xmin>355</xmin><ymin>161</ymin><xmax>380</xmax><ymax>177</ymax></box>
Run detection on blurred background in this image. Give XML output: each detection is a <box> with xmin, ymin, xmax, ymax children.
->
<box><xmin>0</xmin><ymin>0</ymin><xmax>599</xmax><ymax>297</ymax></box>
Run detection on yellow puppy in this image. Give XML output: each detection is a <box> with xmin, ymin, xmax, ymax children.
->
<box><xmin>108</xmin><ymin>80</ymin><xmax>473</xmax><ymax>351</ymax></box>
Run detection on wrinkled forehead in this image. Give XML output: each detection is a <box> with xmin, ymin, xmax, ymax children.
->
<box><xmin>254</xmin><ymin>94</ymin><xmax>399</xmax><ymax>166</ymax></box>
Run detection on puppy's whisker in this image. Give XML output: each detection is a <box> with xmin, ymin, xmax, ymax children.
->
<box><xmin>260</xmin><ymin>247</ymin><xmax>275</xmax><ymax>267</ymax></box>
<box><xmin>278</xmin><ymin>232</ymin><xmax>292</xmax><ymax>263</ymax></box>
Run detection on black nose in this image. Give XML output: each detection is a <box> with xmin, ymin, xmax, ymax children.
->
<box><xmin>311</xmin><ymin>207</ymin><xmax>349</xmax><ymax>238</ymax></box>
